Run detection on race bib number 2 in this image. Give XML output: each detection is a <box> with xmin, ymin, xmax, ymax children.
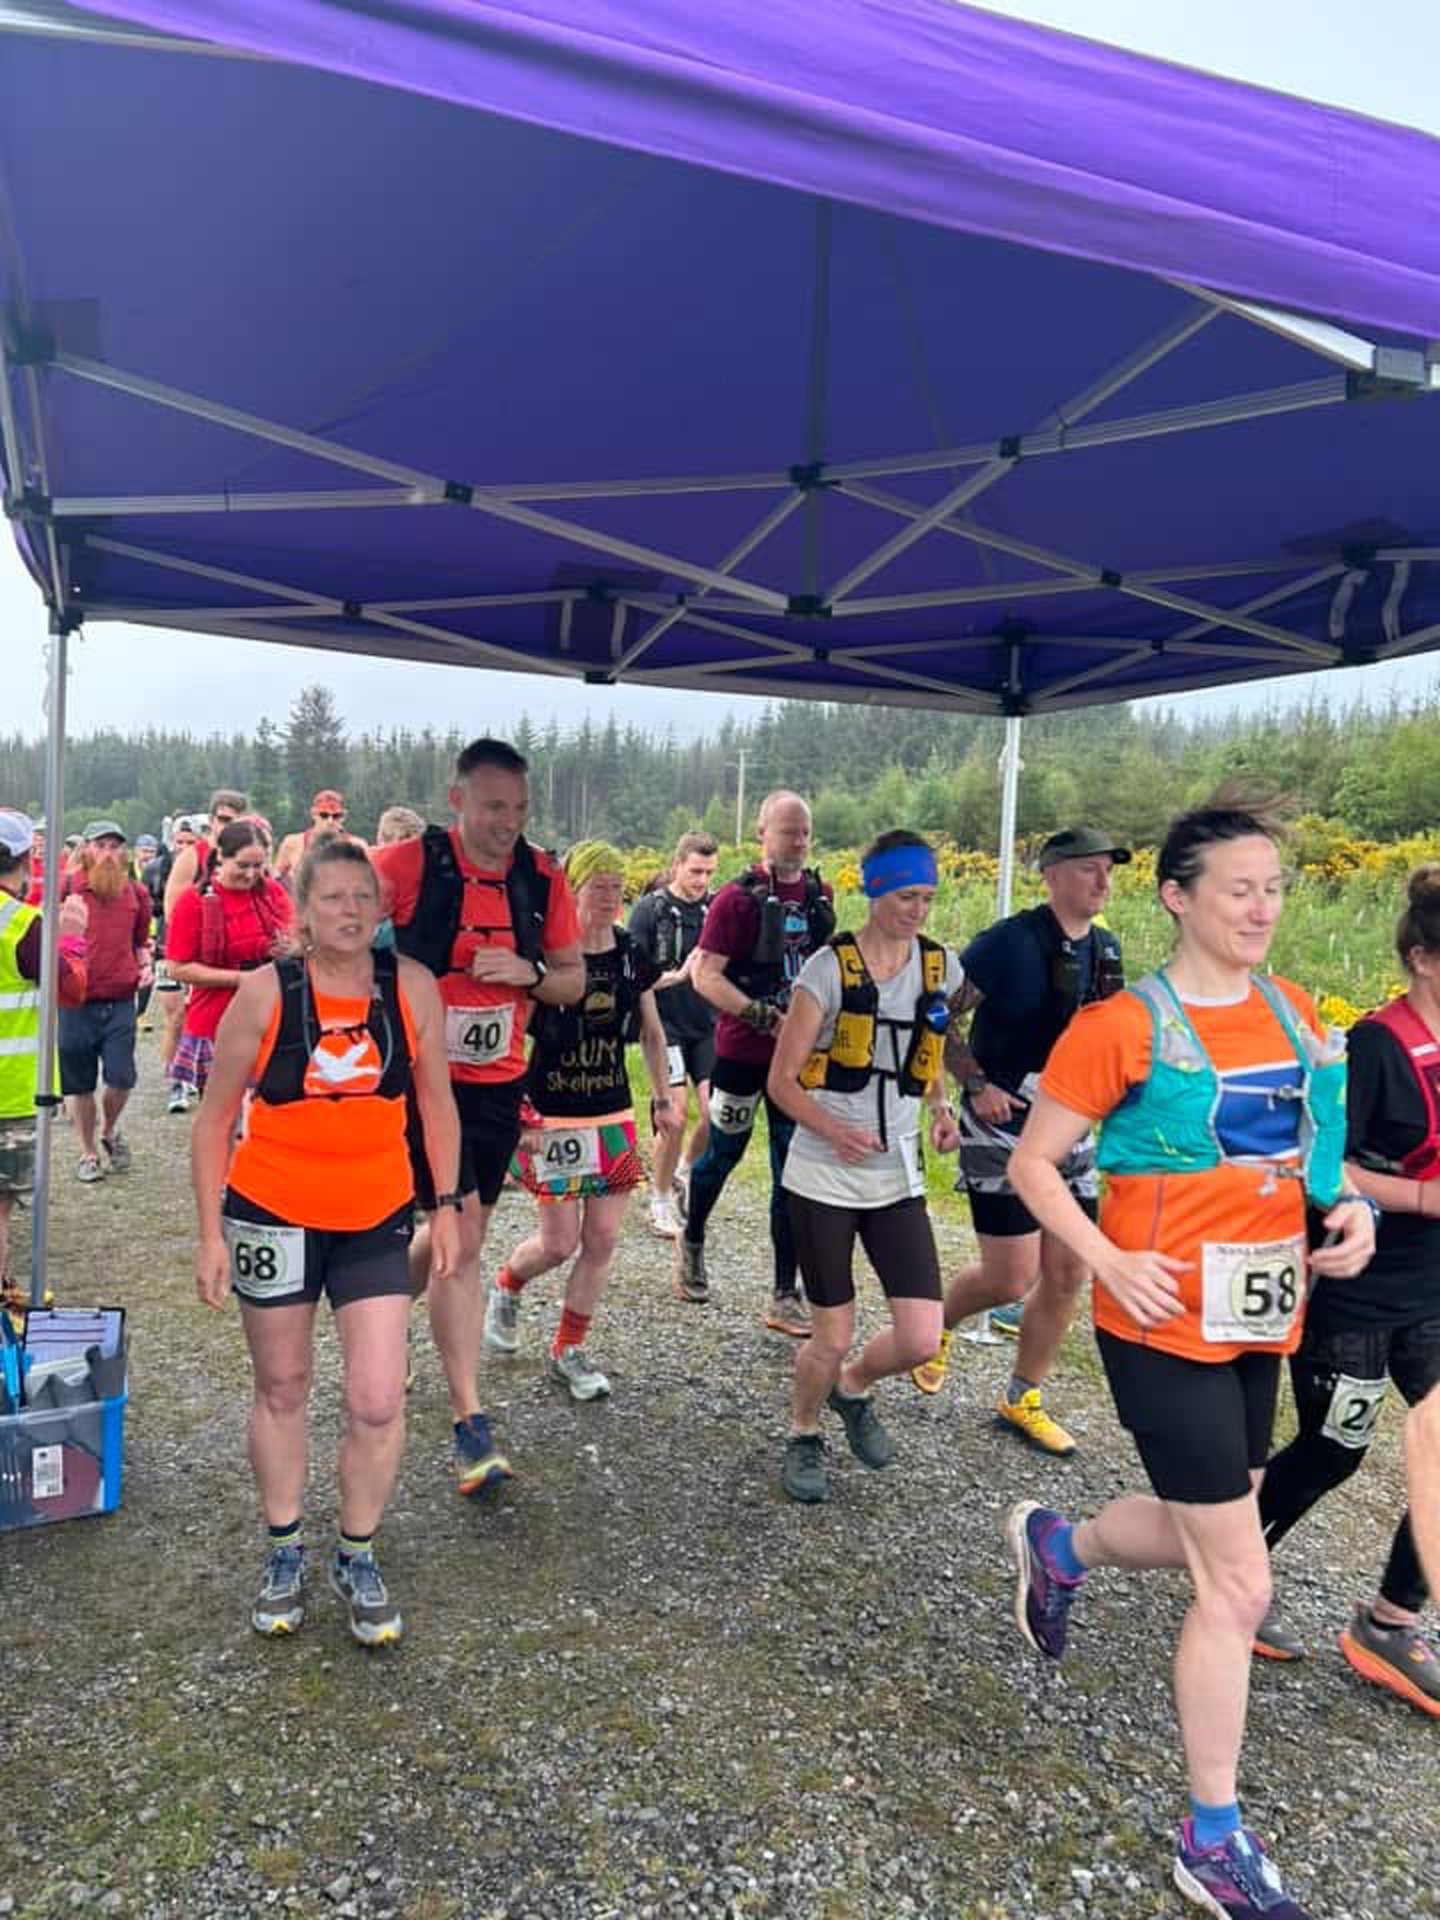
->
<box><xmin>445</xmin><ymin>1001</ymin><xmax>515</xmax><ymax>1068</ymax></box>
<box><xmin>1201</xmin><ymin>1237</ymin><xmax>1304</xmax><ymax>1344</ymax></box>
<box><xmin>223</xmin><ymin>1217</ymin><xmax>307</xmax><ymax>1301</ymax></box>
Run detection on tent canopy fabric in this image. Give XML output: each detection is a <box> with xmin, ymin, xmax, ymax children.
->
<box><xmin>1</xmin><ymin>0</ymin><xmax>1439</xmax><ymax>715</ymax></box>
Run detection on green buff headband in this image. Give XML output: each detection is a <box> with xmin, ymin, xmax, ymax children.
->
<box><xmin>565</xmin><ymin>840</ymin><xmax>625</xmax><ymax>891</ymax></box>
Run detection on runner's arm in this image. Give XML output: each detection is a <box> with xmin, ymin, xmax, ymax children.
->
<box><xmin>637</xmin><ymin>989</ymin><xmax>682</xmax><ymax>1134</ymax></box>
<box><xmin>163</xmin><ymin>842</ymin><xmax>198</xmax><ymax>919</ymax></box>
<box><xmin>1010</xmin><ymin>1089</ymin><xmax>1187</xmax><ymax>1328</ymax></box>
<box><xmin>400</xmin><ymin>959</ymin><xmax>461</xmax><ymax>1199</ymax></box>
<box><xmin>941</xmin><ymin>977</ymin><xmax>985</xmax><ymax>1086</ymax></box>
<box><xmin>1407</xmin><ymin>1385</ymin><xmax>1440</xmax><ymax>1593</ymax></box>
<box><xmin>692</xmin><ymin>947</ymin><xmax>759</xmax><ymax>1020</ymax></box>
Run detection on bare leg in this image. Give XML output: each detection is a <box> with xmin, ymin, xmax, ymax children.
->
<box><xmin>844</xmin><ymin>1296</ymin><xmax>945</xmax><ymax>1394</ymax></box>
<box><xmin>240</xmin><ymin>1300</ymin><xmax>316</xmax><ymax>1526</ymax></box>
<box><xmin>684</xmin><ymin>1078</ymin><xmax>711</xmax><ymax>1173</ymax></box>
<box><xmin>424</xmin><ymin>1194</ymin><xmax>493</xmax><ymax>1423</ymax></box>
<box><xmin>1014</xmin><ymin>1230</ymin><xmax>1087</xmax><ymax>1388</ymax></box>
<box><xmin>506</xmin><ymin>1199</ymin><xmax>581</xmax><ymax>1286</ymax></box>
<box><xmin>1166</xmin><ymin>1484</ymin><xmax>1271</xmax><ymax>1805</ymax></box>
<box><xmin>159</xmin><ymin>988</ymin><xmax>185</xmax><ymax>1070</ymax></box>
<box><xmin>562</xmin><ymin>1192</ymin><xmax>629</xmax><ymax>1319</ymax></box>
<box><xmin>334</xmin><ymin>1294</ymin><xmax>410</xmax><ymax>1537</ymax></box>
<box><xmin>792</xmin><ymin>1301</ymin><xmax>855</xmax><ymax>1430</ymax></box>
<box><xmin>651</xmin><ymin>1088</ymin><xmax>686</xmax><ymax>1196</ymax></box>
<box><xmin>101</xmin><ymin>1085</ymin><xmax>131</xmax><ymax>1140</ymax></box>
<box><xmin>71</xmin><ymin>1092</ymin><xmax>99</xmax><ymax>1159</ymax></box>
<box><xmin>941</xmin><ymin>1233</ymin><xmax>1040</xmax><ymax>1327</ymax></box>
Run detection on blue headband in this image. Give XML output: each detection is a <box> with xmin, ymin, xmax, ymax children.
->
<box><xmin>862</xmin><ymin>844</ymin><xmax>939</xmax><ymax>898</ymax></box>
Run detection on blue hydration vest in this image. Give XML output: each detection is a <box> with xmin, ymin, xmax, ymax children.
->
<box><xmin>1095</xmin><ymin>970</ymin><xmax>1347</xmax><ymax>1207</ymax></box>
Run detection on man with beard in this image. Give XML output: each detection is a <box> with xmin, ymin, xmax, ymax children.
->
<box><xmin>59</xmin><ymin>821</ymin><xmax>153</xmax><ymax>1182</ymax></box>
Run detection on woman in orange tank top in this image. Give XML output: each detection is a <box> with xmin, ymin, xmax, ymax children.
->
<box><xmin>192</xmin><ymin>839</ymin><xmax>459</xmax><ymax>1650</ymax></box>
<box><xmin>1003</xmin><ymin>791</ymin><xmax>1376</xmax><ymax>1920</ymax></box>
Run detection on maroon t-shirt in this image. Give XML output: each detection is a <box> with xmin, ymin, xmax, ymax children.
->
<box><xmin>699</xmin><ymin>868</ymin><xmax>833</xmax><ymax>1068</ymax></box>
<box><xmin>60</xmin><ymin>876</ymin><xmax>150</xmax><ymax>1001</ymax></box>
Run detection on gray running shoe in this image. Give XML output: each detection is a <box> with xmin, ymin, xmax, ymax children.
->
<box><xmin>826</xmin><ymin>1386</ymin><xmax>896</xmax><ymax>1469</ymax></box>
<box><xmin>766</xmin><ymin>1291</ymin><xmax>812</xmax><ymax>1338</ymax></box>
<box><xmin>166</xmin><ymin>1082</ymin><xmax>189</xmax><ymax>1115</ymax></box>
<box><xmin>101</xmin><ymin>1132</ymin><xmax>132</xmax><ymax>1174</ymax></box>
<box><xmin>1253</xmin><ymin>1604</ymin><xmax>1307</xmax><ymax>1662</ymax></box>
<box><xmin>75</xmin><ymin>1153</ymin><xmax>105</xmax><ymax>1184</ymax></box>
<box><xmin>672</xmin><ymin>1237</ymin><xmax>709</xmax><ymax>1304</ymax></box>
<box><xmin>782</xmin><ymin>1433</ymin><xmax>828</xmax><ymax>1504</ymax></box>
<box><xmin>1340</xmin><ymin>1605</ymin><xmax>1440</xmax><ymax>1717</ymax></box>
<box><xmin>252</xmin><ymin>1543</ymin><xmax>306</xmax><ymax>1636</ymax></box>
<box><xmin>484</xmin><ymin>1284</ymin><xmax>520</xmax><ymax>1354</ymax></box>
<box><xmin>550</xmin><ymin>1345</ymin><xmax>611</xmax><ymax>1402</ymax></box>
<box><xmin>328</xmin><ymin>1549</ymin><xmax>402</xmax><ymax>1648</ymax></box>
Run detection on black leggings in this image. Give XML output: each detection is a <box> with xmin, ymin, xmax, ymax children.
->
<box><xmin>1260</xmin><ymin>1313</ymin><xmax>1440</xmax><ymax>1613</ymax></box>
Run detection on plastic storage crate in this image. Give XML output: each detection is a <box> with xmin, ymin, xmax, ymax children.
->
<box><xmin>0</xmin><ymin>1307</ymin><xmax>127</xmax><ymax>1532</ymax></box>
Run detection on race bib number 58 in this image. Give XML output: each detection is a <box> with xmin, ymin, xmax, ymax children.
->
<box><xmin>1201</xmin><ymin>1236</ymin><xmax>1305</xmax><ymax>1344</ymax></box>
<box><xmin>445</xmin><ymin>1001</ymin><xmax>515</xmax><ymax>1068</ymax></box>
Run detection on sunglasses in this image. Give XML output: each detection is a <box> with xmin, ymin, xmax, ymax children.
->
<box><xmin>316</xmin><ymin>810</ymin><xmax>345</xmax><ymax>821</ymax></box>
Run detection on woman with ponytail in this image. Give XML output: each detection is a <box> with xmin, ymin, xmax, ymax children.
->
<box><xmin>1258</xmin><ymin>863</ymin><xmax>1440</xmax><ymax>1717</ymax></box>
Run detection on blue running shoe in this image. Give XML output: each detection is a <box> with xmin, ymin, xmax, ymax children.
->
<box><xmin>990</xmin><ymin>1298</ymin><xmax>1025</xmax><ymax>1336</ymax></box>
<box><xmin>454</xmin><ymin>1412</ymin><xmax>514</xmax><ymax>1497</ymax></box>
<box><xmin>1173</xmin><ymin>1821</ymin><xmax>1313</xmax><ymax>1917</ymax></box>
<box><xmin>251</xmin><ymin>1542</ymin><xmax>305</xmax><ymax>1636</ymax></box>
<box><xmin>329</xmin><ymin>1549</ymin><xmax>403</xmax><ymax>1647</ymax></box>
<box><xmin>1006</xmin><ymin>1500</ymin><xmax>1084</xmax><ymax>1660</ymax></box>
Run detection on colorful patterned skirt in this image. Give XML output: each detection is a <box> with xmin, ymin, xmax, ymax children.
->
<box><xmin>512</xmin><ymin>1114</ymin><xmax>643</xmax><ymax>1202</ymax></box>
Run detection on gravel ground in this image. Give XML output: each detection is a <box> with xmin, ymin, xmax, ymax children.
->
<box><xmin>1</xmin><ymin>1033</ymin><xmax>1437</xmax><ymax>1920</ymax></box>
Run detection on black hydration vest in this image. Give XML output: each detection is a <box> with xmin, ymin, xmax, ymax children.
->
<box><xmin>394</xmin><ymin>827</ymin><xmax>551</xmax><ymax>980</ymax></box>
<box><xmin>255</xmin><ymin>949</ymin><xmax>411</xmax><ymax>1107</ymax></box>
<box><xmin>972</xmin><ymin>904</ymin><xmax>1124</xmax><ymax>1090</ymax></box>
<box><xmin>729</xmin><ymin>867</ymin><xmax>836</xmax><ymax>1002</ymax></box>
<box><xmin>532</xmin><ymin>926</ymin><xmax>645</xmax><ymax>1054</ymax></box>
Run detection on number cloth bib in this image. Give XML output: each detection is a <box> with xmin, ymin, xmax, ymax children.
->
<box><xmin>1321</xmin><ymin>1373</ymin><xmax>1389</xmax><ymax>1450</ymax></box>
<box><xmin>223</xmin><ymin>1215</ymin><xmax>307</xmax><ymax>1301</ymax></box>
<box><xmin>445</xmin><ymin>1001</ymin><xmax>514</xmax><ymax>1068</ymax></box>
<box><xmin>709</xmin><ymin>1086</ymin><xmax>761</xmax><ymax>1134</ymax></box>
<box><xmin>1200</xmin><ymin>1236</ymin><xmax>1305</xmax><ymax>1345</ymax></box>
<box><xmin>536</xmin><ymin>1126</ymin><xmax>602</xmax><ymax>1179</ymax></box>
<box><xmin>665</xmin><ymin>1043</ymin><xmax>686</xmax><ymax>1086</ymax></box>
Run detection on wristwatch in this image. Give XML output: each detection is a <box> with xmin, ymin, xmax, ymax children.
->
<box><xmin>962</xmin><ymin>1072</ymin><xmax>988</xmax><ymax>1097</ymax></box>
<box><xmin>529</xmin><ymin>957</ymin><xmax>548</xmax><ymax>990</ymax></box>
<box><xmin>433</xmin><ymin>1190</ymin><xmax>465</xmax><ymax>1212</ymax></box>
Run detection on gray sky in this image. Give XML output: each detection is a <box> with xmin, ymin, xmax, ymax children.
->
<box><xmin>5</xmin><ymin>0</ymin><xmax>1439</xmax><ymax>742</ymax></box>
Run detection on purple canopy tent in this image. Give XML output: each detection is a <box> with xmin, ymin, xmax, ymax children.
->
<box><xmin>2</xmin><ymin>0</ymin><xmax>1440</xmax><ymax>1293</ymax></box>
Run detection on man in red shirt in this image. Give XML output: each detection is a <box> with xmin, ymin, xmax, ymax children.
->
<box><xmin>372</xmin><ymin>737</ymin><xmax>583</xmax><ymax>1495</ymax></box>
<box><xmin>677</xmin><ymin>791</ymin><xmax>834</xmax><ymax>1333</ymax></box>
<box><xmin>58</xmin><ymin>820</ymin><xmax>153</xmax><ymax>1183</ymax></box>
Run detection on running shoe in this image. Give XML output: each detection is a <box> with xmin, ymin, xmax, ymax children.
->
<box><xmin>995</xmin><ymin>1387</ymin><xmax>1077</xmax><ymax>1457</ymax></box>
<box><xmin>251</xmin><ymin>1542</ymin><xmax>306</xmax><ymax>1636</ymax></box>
<box><xmin>766</xmin><ymin>1291</ymin><xmax>812</xmax><ymax>1338</ymax></box>
<box><xmin>166</xmin><ymin>1083</ymin><xmax>188</xmax><ymax>1115</ymax></box>
<box><xmin>453</xmin><ymin>1413</ymin><xmax>514</xmax><ymax>1497</ymax></box>
<box><xmin>328</xmin><ymin>1548</ymin><xmax>403</xmax><ymax>1648</ymax></box>
<box><xmin>1173</xmin><ymin>1819</ymin><xmax>1313</xmax><ymax>1918</ymax></box>
<box><xmin>781</xmin><ymin>1433</ymin><xmax>828</xmax><ymax>1504</ymax></box>
<box><xmin>1253</xmin><ymin>1606</ymin><xmax>1307</xmax><ymax>1663</ymax></box>
<box><xmin>826</xmin><ymin>1385</ymin><xmax>896</xmax><ymax>1469</ymax></box>
<box><xmin>550</xmin><ymin>1345</ymin><xmax>611</xmax><ymax>1402</ymax></box>
<box><xmin>75</xmin><ymin>1154</ymin><xmax>104</xmax><ymax>1184</ymax></box>
<box><xmin>672</xmin><ymin>1238</ymin><xmax>709</xmax><ymax>1304</ymax></box>
<box><xmin>648</xmin><ymin>1193</ymin><xmax>682</xmax><ymax>1240</ymax></box>
<box><xmin>989</xmin><ymin>1298</ymin><xmax>1025</xmax><ymax>1337</ymax></box>
<box><xmin>1339</xmin><ymin>1605</ymin><xmax>1440</xmax><ymax>1717</ymax></box>
<box><xmin>911</xmin><ymin>1327</ymin><xmax>953</xmax><ymax>1396</ymax></box>
<box><xmin>484</xmin><ymin>1283</ymin><xmax>520</xmax><ymax>1354</ymax></box>
<box><xmin>1006</xmin><ymin>1501</ymin><xmax>1085</xmax><ymax>1660</ymax></box>
<box><xmin>101</xmin><ymin>1132</ymin><xmax>132</xmax><ymax>1174</ymax></box>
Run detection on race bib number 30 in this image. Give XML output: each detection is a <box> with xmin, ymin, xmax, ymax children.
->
<box><xmin>537</xmin><ymin>1127</ymin><xmax>602</xmax><ymax>1180</ymax></box>
<box><xmin>709</xmin><ymin>1086</ymin><xmax>760</xmax><ymax>1134</ymax></box>
<box><xmin>445</xmin><ymin>1001</ymin><xmax>515</xmax><ymax>1068</ymax></box>
<box><xmin>223</xmin><ymin>1216</ymin><xmax>307</xmax><ymax>1301</ymax></box>
<box><xmin>1201</xmin><ymin>1236</ymin><xmax>1305</xmax><ymax>1345</ymax></box>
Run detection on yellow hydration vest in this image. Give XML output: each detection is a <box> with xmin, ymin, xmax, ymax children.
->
<box><xmin>800</xmin><ymin>930</ymin><xmax>949</xmax><ymax>1100</ymax></box>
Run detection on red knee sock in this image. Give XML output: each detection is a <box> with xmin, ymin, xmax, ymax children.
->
<box><xmin>496</xmin><ymin>1264</ymin><xmax>525</xmax><ymax>1295</ymax></box>
<box><xmin>552</xmin><ymin>1308</ymin><xmax>592</xmax><ymax>1356</ymax></box>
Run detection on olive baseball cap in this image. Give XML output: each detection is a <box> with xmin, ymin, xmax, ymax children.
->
<box><xmin>82</xmin><ymin>818</ymin><xmax>128</xmax><ymax>843</ymax></box>
<box><xmin>1038</xmin><ymin>826</ymin><xmax>1131</xmax><ymax>869</ymax></box>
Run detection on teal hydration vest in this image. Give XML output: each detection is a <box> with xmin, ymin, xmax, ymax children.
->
<box><xmin>1095</xmin><ymin>970</ymin><xmax>1347</xmax><ymax>1207</ymax></box>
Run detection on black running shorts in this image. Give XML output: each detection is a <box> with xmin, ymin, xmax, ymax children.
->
<box><xmin>1096</xmin><ymin>1329</ymin><xmax>1281</xmax><ymax>1505</ymax></box>
<box><xmin>786</xmin><ymin>1191</ymin><xmax>942</xmax><ymax>1309</ymax></box>
<box><xmin>408</xmin><ymin>1078</ymin><xmax>525</xmax><ymax>1211</ymax></box>
<box><xmin>222</xmin><ymin>1192</ymin><xmax>414</xmax><ymax>1311</ymax></box>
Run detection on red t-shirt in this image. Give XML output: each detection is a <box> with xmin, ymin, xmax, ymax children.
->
<box><xmin>165</xmin><ymin>879</ymin><xmax>293</xmax><ymax>1040</ymax></box>
<box><xmin>700</xmin><ymin>869</ymin><xmax>834</xmax><ymax>1069</ymax></box>
<box><xmin>60</xmin><ymin>876</ymin><xmax>151</xmax><ymax>1001</ymax></box>
<box><xmin>372</xmin><ymin>831</ymin><xmax>578</xmax><ymax>1084</ymax></box>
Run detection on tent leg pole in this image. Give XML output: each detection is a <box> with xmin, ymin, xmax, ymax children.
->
<box><xmin>996</xmin><ymin>714</ymin><xmax>1022</xmax><ymax>917</ymax></box>
<box><xmin>30</xmin><ymin>613</ymin><xmax>71</xmax><ymax>1305</ymax></box>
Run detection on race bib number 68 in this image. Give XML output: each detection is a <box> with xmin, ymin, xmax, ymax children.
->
<box><xmin>1201</xmin><ymin>1236</ymin><xmax>1305</xmax><ymax>1344</ymax></box>
<box><xmin>222</xmin><ymin>1216</ymin><xmax>307</xmax><ymax>1302</ymax></box>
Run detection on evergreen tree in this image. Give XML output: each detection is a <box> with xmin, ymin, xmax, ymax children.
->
<box><xmin>283</xmin><ymin>683</ymin><xmax>348</xmax><ymax>820</ymax></box>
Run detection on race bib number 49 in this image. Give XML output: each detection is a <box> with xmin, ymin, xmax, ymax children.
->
<box><xmin>1201</xmin><ymin>1237</ymin><xmax>1304</xmax><ymax>1345</ymax></box>
<box><xmin>223</xmin><ymin>1216</ymin><xmax>307</xmax><ymax>1302</ymax></box>
<box><xmin>537</xmin><ymin>1127</ymin><xmax>602</xmax><ymax>1180</ymax></box>
<box><xmin>445</xmin><ymin>1001</ymin><xmax>515</xmax><ymax>1068</ymax></box>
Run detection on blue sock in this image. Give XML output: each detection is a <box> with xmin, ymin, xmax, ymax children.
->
<box><xmin>1189</xmin><ymin>1797</ymin><xmax>1242</xmax><ymax>1851</ymax></box>
<box><xmin>1007</xmin><ymin>1372</ymin><xmax>1036</xmax><ymax>1406</ymax></box>
<box><xmin>1047</xmin><ymin>1520</ymin><xmax>1088</xmax><ymax>1581</ymax></box>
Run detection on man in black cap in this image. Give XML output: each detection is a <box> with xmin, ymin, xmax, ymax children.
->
<box><xmin>912</xmin><ymin>827</ymin><xmax>1129</xmax><ymax>1455</ymax></box>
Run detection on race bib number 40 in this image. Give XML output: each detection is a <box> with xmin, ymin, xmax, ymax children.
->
<box><xmin>537</xmin><ymin>1128</ymin><xmax>602</xmax><ymax>1180</ymax></box>
<box><xmin>223</xmin><ymin>1216</ymin><xmax>307</xmax><ymax>1302</ymax></box>
<box><xmin>1201</xmin><ymin>1237</ymin><xmax>1305</xmax><ymax>1345</ymax></box>
<box><xmin>709</xmin><ymin>1086</ymin><xmax>760</xmax><ymax>1134</ymax></box>
<box><xmin>445</xmin><ymin>1001</ymin><xmax>515</xmax><ymax>1068</ymax></box>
